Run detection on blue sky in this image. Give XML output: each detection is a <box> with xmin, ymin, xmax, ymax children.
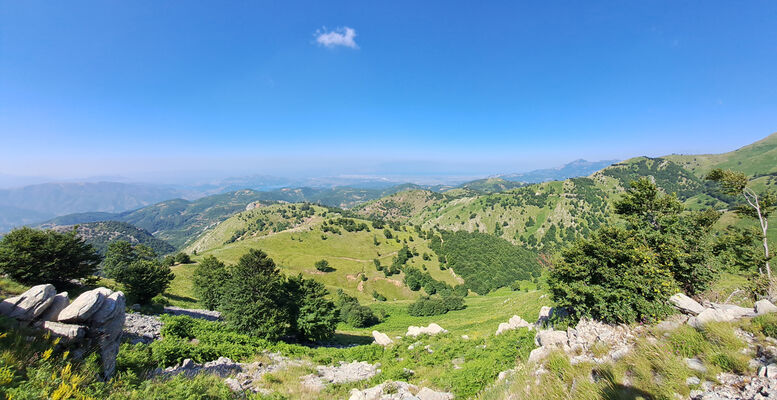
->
<box><xmin>1</xmin><ymin>1</ymin><xmax>776</xmax><ymax>182</ymax></box>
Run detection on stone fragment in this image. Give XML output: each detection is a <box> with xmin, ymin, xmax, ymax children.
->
<box><xmin>37</xmin><ymin>292</ymin><xmax>69</xmax><ymax>322</ymax></box>
<box><xmin>669</xmin><ymin>293</ymin><xmax>705</xmax><ymax>315</ymax></box>
<box><xmin>372</xmin><ymin>330</ymin><xmax>393</xmax><ymax>346</ymax></box>
<box><xmin>755</xmin><ymin>299</ymin><xmax>777</xmax><ymax>315</ymax></box>
<box><xmin>535</xmin><ymin>329</ymin><xmax>568</xmax><ymax>347</ymax></box>
<box><xmin>57</xmin><ymin>289</ymin><xmax>105</xmax><ymax>323</ymax></box>
<box><xmin>42</xmin><ymin>321</ymin><xmax>86</xmax><ymax>341</ymax></box>
<box><xmin>406</xmin><ymin>323</ymin><xmax>447</xmax><ymax>337</ymax></box>
<box><xmin>417</xmin><ymin>387</ymin><xmax>454</xmax><ymax>400</ymax></box>
<box><xmin>8</xmin><ymin>284</ymin><xmax>56</xmax><ymax>320</ymax></box>
<box><xmin>685</xmin><ymin>358</ymin><xmax>707</xmax><ymax>373</ymax></box>
<box><xmin>496</xmin><ymin>315</ymin><xmax>533</xmax><ymax>335</ymax></box>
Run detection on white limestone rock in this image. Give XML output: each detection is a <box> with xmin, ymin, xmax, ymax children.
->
<box><xmin>373</xmin><ymin>330</ymin><xmax>393</xmax><ymax>346</ymax></box>
<box><xmin>57</xmin><ymin>289</ymin><xmax>105</xmax><ymax>323</ymax></box>
<box><xmin>37</xmin><ymin>292</ymin><xmax>69</xmax><ymax>322</ymax></box>
<box><xmin>755</xmin><ymin>299</ymin><xmax>777</xmax><ymax>315</ymax></box>
<box><xmin>8</xmin><ymin>284</ymin><xmax>56</xmax><ymax>320</ymax></box>
<box><xmin>669</xmin><ymin>293</ymin><xmax>705</xmax><ymax>315</ymax></box>
<box><xmin>406</xmin><ymin>323</ymin><xmax>447</xmax><ymax>337</ymax></box>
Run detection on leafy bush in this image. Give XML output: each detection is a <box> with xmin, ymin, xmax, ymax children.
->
<box><xmin>548</xmin><ymin>226</ymin><xmax>676</xmax><ymax>323</ymax></box>
<box><xmin>407</xmin><ymin>295</ymin><xmax>465</xmax><ymax>316</ymax></box>
<box><xmin>285</xmin><ymin>274</ymin><xmax>338</xmax><ymax>342</ymax></box>
<box><xmin>372</xmin><ymin>290</ymin><xmax>387</xmax><ymax>301</ymax></box>
<box><xmin>314</xmin><ymin>259</ymin><xmax>334</xmax><ymax>272</ymax></box>
<box><xmin>0</xmin><ymin>227</ymin><xmax>100</xmax><ymax>286</ymax></box>
<box><xmin>113</xmin><ymin>260</ymin><xmax>175</xmax><ymax>304</ymax></box>
<box><xmin>192</xmin><ymin>256</ymin><xmax>229</xmax><ymax>310</ymax></box>
<box><xmin>335</xmin><ymin>290</ymin><xmax>378</xmax><ymax>327</ymax></box>
<box><xmin>174</xmin><ymin>252</ymin><xmax>192</xmax><ymax>264</ymax></box>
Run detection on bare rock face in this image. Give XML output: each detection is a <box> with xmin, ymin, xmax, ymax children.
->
<box><xmin>37</xmin><ymin>292</ymin><xmax>69</xmax><ymax>322</ymax></box>
<box><xmin>406</xmin><ymin>323</ymin><xmax>447</xmax><ymax>337</ymax></box>
<box><xmin>755</xmin><ymin>299</ymin><xmax>777</xmax><ymax>315</ymax></box>
<box><xmin>7</xmin><ymin>284</ymin><xmax>56</xmax><ymax>320</ymax></box>
<box><xmin>0</xmin><ymin>295</ymin><xmax>23</xmax><ymax>316</ymax></box>
<box><xmin>42</xmin><ymin>321</ymin><xmax>87</xmax><ymax>341</ymax></box>
<box><xmin>57</xmin><ymin>289</ymin><xmax>106</xmax><ymax>323</ymax></box>
<box><xmin>302</xmin><ymin>361</ymin><xmax>380</xmax><ymax>390</ymax></box>
<box><xmin>669</xmin><ymin>293</ymin><xmax>705</xmax><ymax>315</ymax></box>
<box><xmin>535</xmin><ymin>329</ymin><xmax>568</xmax><ymax>348</ymax></box>
<box><xmin>373</xmin><ymin>330</ymin><xmax>393</xmax><ymax>346</ymax></box>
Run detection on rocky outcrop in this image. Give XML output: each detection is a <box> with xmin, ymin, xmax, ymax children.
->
<box><xmin>495</xmin><ymin>315</ymin><xmax>533</xmax><ymax>335</ymax></box>
<box><xmin>302</xmin><ymin>361</ymin><xmax>380</xmax><ymax>390</ymax></box>
<box><xmin>755</xmin><ymin>299</ymin><xmax>777</xmax><ymax>315</ymax></box>
<box><xmin>0</xmin><ymin>285</ymin><xmax>125</xmax><ymax>379</ymax></box>
<box><xmin>669</xmin><ymin>293</ymin><xmax>705</xmax><ymax>315</ymax></box>
<box><xmin>406</xmin><ymin>323</ymin><xmax>447</xmax><ymax>337</ymax></box>
<box><xmin>529</xmin><ymin>318</ymin><xmax>636</xmax><ymax>365</ymax></box>
<box><xmin>348</xmin><ymin>381</ymin><xmax>453</xmax><ymax>400</ymax></box>
<box><xmin>123</xmin><ymin>312</ymin><xmax>162</xmax><ymax>344</ymax></box>
<box><xmin>373</xmin><ymin>330</ymin><xmax>393</xmax><ymax>346</ymax></box>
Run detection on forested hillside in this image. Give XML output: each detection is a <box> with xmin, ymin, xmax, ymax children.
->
<box><xmin>49</xmin><ymin>221</ymin><xmax>175</xmax><ymax>255</ymax></box>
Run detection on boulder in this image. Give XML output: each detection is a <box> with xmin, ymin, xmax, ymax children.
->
<box><xmin>712</xmin><ymin>303</ymin><xmax>757</xmax><ymax>319</ymax></box>
<box><xmin>669</xmin><ymin>293</ymin><xmax>705</xmax><ymax>315</ymax></box>
<box><xmin>349</xmin><ymin>381</ymin><xmax>419</xmax><ymax>400</ymax></box>
<box><xmin>37</xmin><ymin>292</ymin><xmax>69</xmax><ymax>322</ymax></box>
<box><xmin>42</xmin><ymin>321</ymin><xmax>86</xmax><ymax>341</ymax></box>
<box><xmin>8</xmin><ymin>284</ymin><xmax>56</xmax><ymax>320</ymax></box>
<box><xmin>0</xmin><ymin>295</ymin><xmax>23</xmax><ymax>316</ymax></box>
<box><xmin>496</xmin><ymin>315</ymin><xmax>533</xmax><ymax>335</ymax></box>
<box><xmin>406</xmin><ymin>323</ymin><xmax>447</xmax><ymax>337</ymax></box>
<box><xmin>372</xmin><ymin>330</ymin><xmax>393</xmax><ymax>346</ymax></box>
<box><xmin>417</xmin><ymin>387</ymin><xmax>454</xmax><ymax>400</ymax></box>
<box><xmin>535</xmin><ymin>329</ymin><xmax>568</xmax><ymax>348</ymax></box>
<box><xmin>528</xmin><ymin>346</ymin><xmax>553</xmax><ymax>363</ymax></box>
<box><xmin>755</xmin><ymin>299</ymin><xmax>777</xmax><ymax>315</ymax></box>
<box><xmin>58</xmin><ymin>289</ymin><xmax>105</xmax><ymax>323</ymax></box>
<box><xmin>536</xmin><ymin>306</ymin><xmax>553</xmax><ymax>325</ymax></box>
<box><xmin>90</xmin><ymin>291</ymin><xmax>125</xmax><ymax>324</ymax></box>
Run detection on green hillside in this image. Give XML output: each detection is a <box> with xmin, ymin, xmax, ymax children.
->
<box><xmin>664</xmin><ymin>132</ymin><xmax>777</xmax><ymax>177</ymax></box>
<box><xmin>187</xmin><ymin>204</ymin><xmax>464</xmax><ymax>301</ymax></box>
<box><xmin>50</xmin><ymin>221</ymin><xmax>175</xmax><ymax>256</ymax></box>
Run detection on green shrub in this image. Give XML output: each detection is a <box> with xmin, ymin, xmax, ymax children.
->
<box><xmin>314</xmin><ymin>259</ymin><xmax>334</xmax><ymax>272</ymax></box>
<box><xmin>115</xmin><ymin>260</ymin><xmax>175</xmax><ymax>305</ymax></box>
<box><xmin>407</xmin><ymin>295</ymin><xmax>465</xmax><ymax>316</ymax></box>
<box><xmin>372</xmin><ymin>290</ymin><xmax>387</xmax><ymax>301</ymax></box>
<box><xmin>285</xmin><ymin>274</ymin><xmax>338</xmax><ymax>342</ymax></box>
<box><xmin>174</xmin><ymin>252</ymin><xmax>192</xmax><ymax>264</ymax></box>
<box><xmin>192</xmin><ymin>255</ymin><xmax>230</xmax><ymax>311</ymax></box>
<box><xmin>0</xmin><ymin>227</ymin><xmax>100</xmax><ymax>286</ymax></box>
<box><xmin>548</xmin><ymin>226</ymin><xmax>676</xmax><ymax>323</ymax></box>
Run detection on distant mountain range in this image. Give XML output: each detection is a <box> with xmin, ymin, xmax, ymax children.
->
<box><xmin>0</xmin><ymin>158</ymin><xmax>621</xmax><ymax>233</ymax></box>
<box><xmin>499</xmin><ymin>159</ymin><xmax>620</xmax><ymax>183</ymax></box>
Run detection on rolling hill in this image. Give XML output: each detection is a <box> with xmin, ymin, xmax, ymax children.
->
<box><xmin>49</xmin><ymin>221</ymin><xmax>175</xmax><ymax>256</ymax></box>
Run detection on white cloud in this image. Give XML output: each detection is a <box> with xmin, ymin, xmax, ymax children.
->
<box><xmin>315</xmin><ymin>27</ymin><xmax>358</xmax><ymax>49</ymax></box>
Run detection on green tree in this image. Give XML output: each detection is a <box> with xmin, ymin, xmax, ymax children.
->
<box><xmin>285</xmin><ymin>275</ymin><xmax>338</xmax><ymax>342</ymax></box>
<box><xmin>103</xmin><ymin>241</ymin><xmax>156</xmax><ymax>278</ymax></box>
<box><xmin>548</xmin><ymin>226</ymin><xmax>677</xmax><ymax>323</ymax></box>
<box><xmin>707</xmin><ymin>169</ymin><xmax>775</xmax><ymax>279</ymax></box>
<box><xmin>314</xmin><ymin>259</ymin><xmax>333</xmax><ymax>272</ymax></box>
<box><xmin>219</xmin><ymin>249</ymin><xmax>293</xmax><ymax>340</ymax></box>
<box><xmin>613</xmin><ymin>178</ymin><xmax>720</xmax><ymax>295</ymax></box>
<box><xmin>0</xmin><ymin>227</ymin><xmax>100</xmax><ymax>286</ymax></box>
<box><xmin>113</xmin><ymin>259</ymin><xmax>174</xmax><ymax>304</ymax></box>
<box><xmin>174</xmin><ymin>252</ymin><xmax>192</xmax><ymax>264</ymax></box>
<box><xmin>192</xmin><ymin>256</ymin><xmax>230</xmax><ymax>310</ymax></box>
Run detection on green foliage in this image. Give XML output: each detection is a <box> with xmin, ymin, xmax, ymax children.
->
<box><xmin>0</xmin><ymin>227</ymin><xmax>100</xmax><ymax>286</ymax></box>
<box><xmin>430</xmin><ymin>230</ymin><xmax>540</xmax><ymax>294</ymax></box>
<box><xmin>407</xmin><ymin>295</ymin><xmax>465</xmax><ymax>316</ymax></box>
<box><xmin>115</xmin><ymin>260</ymin><xmax>175</xmax><ymax>305</ymax></box>
<box><xmin>192</xmin><ymin>255</ymin><xmax>230</xmax><ymax>310</ymax></box>
<box><xmin>748</xmin><ymin>313</ymin><xmax>777</xmax><ymax>338</ymax></box>
<box><xmin>549</xmin><ymin>226</ymin><xmax>677</xmax><ymax>323</ymax></box>
<box><xmin>403</xmin><ymin>266</ymin><xmax>452</xmax><ymax>294</ymax></box>
<box><xmin>285</xmin><ymin>274</ymin><xmax>339</xmax><ymax>342</ymax></box>
<box><xmin>335</xmin><ymin>289</ymin><xmax>378</xmax><ymax>327</ymax></box>
<box><xmin>61</xmin><ymin>221</ymin><xmax>175</xmax><ymax>256</ymax></box>
<box><xmin>372</xmin><ymin>290</ymin><xmax>387</xmax><ymax>301</ymax></box>
<box><xmin>614</xmin><ymin>178</ymin><xmax>720</xmax><ymax>295</ymax></box>
<box><xmin>174</xmin><ymin>252</ymin><xmax>192</xmax><ymax>264</ymax></box>
<box><xmin>219</xmin><ymin>249</ymin><xmax>294</xmax><ymax>341</ymax></box>
<box><xmin>314</xmin><ymin>259</ymin><xmax>334</xmax><ymax>272</ymax></box>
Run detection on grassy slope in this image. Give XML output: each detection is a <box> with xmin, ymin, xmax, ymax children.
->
<box><xmin>188</xmin><ymin>204</ymin><xmax>459</xmax><ymax>302</ymax></box>
<box><xmin>664</xmin><ymin>132</ymin><xmax>777</xmax><ymax>177</ymax></box>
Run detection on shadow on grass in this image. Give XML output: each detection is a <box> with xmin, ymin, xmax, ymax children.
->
<box><xmin>327</xmin><ymin>332</ymin><xmax>374</xmax><ymax>346</ymax></box>
<box><xmin>164</xmin><ymin>293</ymin><xmax>199</xmax><ymax>304</ymax></box>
